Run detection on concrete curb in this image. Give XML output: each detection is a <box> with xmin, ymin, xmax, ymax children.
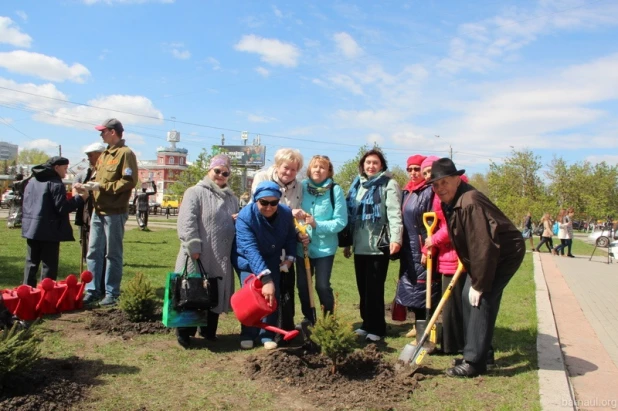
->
<box><xmin>533</xmin><ymin>252</ymin><xmax>576</xmax><ymax>410</ymax></box>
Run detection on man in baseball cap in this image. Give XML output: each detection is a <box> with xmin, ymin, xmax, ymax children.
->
<box><xmin>95</xmin><ymin>118</ymin><xmax>124</xmax><ymax>134</ymax></box>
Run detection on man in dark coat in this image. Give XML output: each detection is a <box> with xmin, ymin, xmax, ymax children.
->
<box><xmin>428</xmin><ymin>158</ymin><xmax>525</xmax><ymax>378</ymax></box>
<box><xmin>21</xmin><ymin>156</ymin><xmax>89</xmax><ymax>287</ymax></box>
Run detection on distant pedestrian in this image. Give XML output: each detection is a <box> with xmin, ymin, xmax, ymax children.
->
<box><xmin>523</xmin><ymin>212</ymin><xmax>534</xmax><ymax>249</ymax></box>
<box><xmin>165</xmin><ymin>206</ymin><xmax>171</xmax><ymax>219</ymax></box>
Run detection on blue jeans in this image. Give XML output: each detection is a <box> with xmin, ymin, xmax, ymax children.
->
<box><xmin>296</xmin><ymin>255</ymin><xmax>335</xmax><ymax>321</ymax></box>
<box><xmin>239</xmin><ymin>271</ymin><xmax>281</xmax><ymax>343</ymax></box>
<box><xmin>86</xmin><ymin>212</ymin><xmax>128</xmax><ymax>298</ymax></box>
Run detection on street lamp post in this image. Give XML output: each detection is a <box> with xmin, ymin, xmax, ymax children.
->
<box><xmin>435</xmin><ymin>135</ymin><xmax>452</xmax><ymax>159</ymax></box>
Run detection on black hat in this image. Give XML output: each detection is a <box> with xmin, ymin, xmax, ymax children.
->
<box><xmin>426</xmin><ymin>158</ymin><xmax>465</xmax><ymax>184</ymax></box>
<box><xmin>46</xmin><ymin>156</ymin><xmax>69</xmax><ymax>167</ymax></box>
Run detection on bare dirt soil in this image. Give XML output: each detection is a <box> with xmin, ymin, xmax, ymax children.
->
<box><xmin>85</xmin><ymin>307</ymin><xmax>171</xmax><ymax>338</ymax></box>
<box><xmin>246</xmin><ymin>344</ymin><xmax>421</xmax><ymax>411</ymax></box>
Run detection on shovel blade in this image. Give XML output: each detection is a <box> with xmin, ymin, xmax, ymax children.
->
<box><xmin>396</xmin><ymin>342</ymin><xmax>428</xmax><ymax>372</ymax></box>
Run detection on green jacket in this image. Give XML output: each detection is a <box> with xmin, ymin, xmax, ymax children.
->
<box><xmin>93</xmin><ymin>139</ymin><xmax>139</xmax><ymax>215</ymax></box>
<box><xmin>351</xmin><ymin>173</ymin><xmax>403</xmax><ymax>255</ymax></box>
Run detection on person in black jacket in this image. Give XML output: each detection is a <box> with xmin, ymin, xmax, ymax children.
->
<box><xmin>21</xmin><ymin>156</ymin><xmax>89</xmax><ymax>287</ymax></box>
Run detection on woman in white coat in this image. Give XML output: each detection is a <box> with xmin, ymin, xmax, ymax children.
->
<box><xmin>173</xmin><ymin>154</ymin><xmax>239</xmax><ymax>348</ymax></box>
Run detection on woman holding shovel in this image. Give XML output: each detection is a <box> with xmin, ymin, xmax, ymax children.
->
<box><xmin>396</xmin><ymin>154</ymin><xmax>440</xmax><ymax>339</ymax></box>
<box><xmin>296</xmin><ymin>155</ymin><xmax>348</xmax><ymax>323</ymax></box>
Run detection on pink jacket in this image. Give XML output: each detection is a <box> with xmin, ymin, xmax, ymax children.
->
<box><xmin>423</xmin><ymin>193</ymin><xmax>459</xmax><ymax>275</ymax></box>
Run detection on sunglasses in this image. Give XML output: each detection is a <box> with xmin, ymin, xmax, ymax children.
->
<box><xmin>213</xmin><ymin>168</ymin><xmax>230</xmax><ymax>177</ymax></box>
<box><xmin>258</xmin><ymin>199</ymin><xmax>280</xmax><ymax>207</ymax></box>
<box><xmin>407</xmin><ymin>166</ymin><xmax>421</xmax><ymax>172</ymax></box>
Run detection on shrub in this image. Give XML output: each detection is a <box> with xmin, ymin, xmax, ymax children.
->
<box><xmin>309</xmin><ymin>311</ymin><xmax>357</xmax><ymax>374</ymax></box>
<box><xmin>0</xmin><ymin>323</ymin><xmax>41</xmax><ymax>390</ymax></box>
<box><xmin>119</xmin><ymin>272</ymin><xmax>157</xmax><ymax>322</ymax></box>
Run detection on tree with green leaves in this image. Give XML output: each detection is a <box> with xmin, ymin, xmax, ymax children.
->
<box><xmin>17</xmin><ymin>148</ymin><xmax>49</xmax><ymax>165</ymax></box>
<box><xmin>487</xmin><ymin>148</ymin><xmax>545</xmax><ymax>224</ymax></box>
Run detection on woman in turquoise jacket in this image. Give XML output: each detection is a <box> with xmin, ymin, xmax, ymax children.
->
<box><xmin>297</xmin><ymin>155</ymin><xmax>348</xmax><ymax>322</ymax></box>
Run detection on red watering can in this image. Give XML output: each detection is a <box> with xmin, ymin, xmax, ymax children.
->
<box><xmin>56</xmin><ymin>274</ymin><xmax>79</xmax><ymax>312</ymax></box>
<box><xmin>36</xmin><ymin>278</ymin><xmax>66</xmax><ymax>315</ymax></box>
<box><xmin>1</xmin><ymin>289</ymin><xmax>19</xmax><ymax>314</ymax></box>
<box><xmin>14</xmin><ymin>285</ymin><xmax>41</xmax><ymax>321</ymax></box>
<box><xmin>75</xmin><ymin>271</ymin><xmax>94</xmax><ymax>309</ymax></box>
<box><xmin>231</xmin><ymin>274</ymin><xmax>299</xmax><ymax>341</ymax></box>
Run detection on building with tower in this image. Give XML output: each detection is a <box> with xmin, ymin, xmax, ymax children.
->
<box><xmin>136</xmin><ymin>130</ymin><xmax>188</xmax><ymax>206</ymax></box>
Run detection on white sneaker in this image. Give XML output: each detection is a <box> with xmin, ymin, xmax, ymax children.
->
<box><xmin>240</xmin><ymin>340</ymin><xmax>254</xmax><ymax>350</ymax></box>
<box><xmin>263</xmin><ymin>341</ymin><xmax>278</xmax><ymax>350</ymax></box>
<box><xmin>366</xmin><ymin>333</ymin><xmax>381</xmax><ymax>342</ymax></box>
<box><xmin>354</xmin><ymin>328</ymin><xmax>368</xmax><ymax>337</ymax></box>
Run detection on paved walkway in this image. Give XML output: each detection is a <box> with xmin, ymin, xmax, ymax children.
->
<box><xmin>535</xmin><ymin>251</ymin><xmax>618</xmax><ymax>410</ymax></box>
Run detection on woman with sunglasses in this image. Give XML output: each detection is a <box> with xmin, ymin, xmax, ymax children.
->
<box><xmin>296</xmin><ymin>155</ymin><xmax>348</xmax><ymax>323</ymax></box>
<box><xmin>235</xmin><ymin>181</ymin><xmax>298</xmax><ymax>350</ymax></box>
<box><xmin>396</xmin><ymin>154</ymin><xmax>439</xmax><ymax>339</ymax></box>
<box><xmin>343</xmin><ymin>149</ymin><xmax>402</xmax><ymax>342</ymax></box>
<box><xmin>251</xmin><ymin>148</ymin><xmax>305</xmax><ymax>342</ymax></box>
<box><xmin>173</xmin><ymin>154</ymin><xmax>239</xmax><ymax>348</ymax></box>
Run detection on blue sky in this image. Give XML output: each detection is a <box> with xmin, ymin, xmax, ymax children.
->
<box><xmin>0</xmin><ymin>0</ymin><xmax>617</xmax><ymax>176</ymax></box>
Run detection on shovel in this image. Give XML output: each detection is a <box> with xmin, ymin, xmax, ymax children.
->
<box><xmin>414</xmin><ymin>212</ymin><xmax>438</xmax><ymax>346</ymax></box>
<box><xmin>294</xmin><ymin>218</ymin><xmax>318</xmax><ymax>348</ymax></box>
<box><xmin>397</xmin><ymin>260</ymin><xmax>465</xmax><ymax>371</ymax></box>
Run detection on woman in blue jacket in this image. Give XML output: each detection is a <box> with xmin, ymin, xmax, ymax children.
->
<box><xmin>234</xmin><ymin>181</ymin><xmax>298</xmax><ymax>350</ymax></box>
<box><xmin>296</xmin><ymin>155</ymin><xmax>347</xmax><ymax>322</ymax></box>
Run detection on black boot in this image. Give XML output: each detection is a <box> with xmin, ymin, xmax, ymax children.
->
<box><xmin>176</xmin><ymin>327</ymin><xmax>196</xmax><ymax>349</ymax></box>
<box><xmin>446</xmin><ymin>360</ymin><xmax>486</xmax><ymax>378</ymax></box>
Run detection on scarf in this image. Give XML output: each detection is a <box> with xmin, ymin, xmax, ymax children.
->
<box><xmin>306</xmin><ymin>178</ymin><xmax>333</xmax><ymax>197</ymax></box>
<box><xmin>405</xmin><ymin>178</ymin><xmax>426</xmax><ymax>193</ymax></box>
<box><xmin>347</xmin><ymin>172</ymin><xmax>390</xmax><ymax>226</ymax></box>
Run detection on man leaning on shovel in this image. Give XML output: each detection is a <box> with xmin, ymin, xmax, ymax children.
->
<box><xmin>427</xmin><ymin>158</ymin><xmax>525</xmax><ymax>378</ymax></box>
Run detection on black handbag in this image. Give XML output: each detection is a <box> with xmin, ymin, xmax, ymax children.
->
<box><xmin>173</xmin><ymin>257</ymin><xmax>220</xmax><ymax>311</ymax></box>
<box><xmin>377</xmin><ymin>224</ymin><xmax>390</xmax><ymax>255</ymax></box>
<box><xmin>338</xmin><ymin>222</ymin><xmax>353</xmax><ymax>247</ymax></box>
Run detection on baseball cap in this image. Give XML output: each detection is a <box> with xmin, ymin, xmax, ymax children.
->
<box><xmin>84</xmin><ymin>142</ymin><xmax>107</xmax><ymax>153</ymax></box>
<box><xmin>95</xmin><ymin>118</ymin><xmax>124</xmax><ymax>133</ymax></box>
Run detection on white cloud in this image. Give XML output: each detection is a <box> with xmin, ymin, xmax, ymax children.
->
<box><xmin>333</xmin><ymin>32</ymin><xmax>363</xmax><ymax>58</ymax></box>
<box><xmin>32</xmin><ymin>94</ymin><xmax>164</xmax><ymax>130</ymax></box>
<box><xmin>0</xmin><ymin>51</ymin><xmax>90</xmax><ymax>83</ymax></box>
<box><xmin>0</xmin><ymin>16</ymin><xmax>32</xmax><ymax>47</ymax></box>
<box><xmin>255</xmin><ymin>66</ymin><xmax>269</xmax><ymax>77</ymax></box>
<box><xmin>234</xmin><ymin>34</ymin><xmax>300</xmax><ymax>67</ymax></box>
<box><xmin>206</xmin><ymin>57</ymin><xmax>220</xmax><ymax>70</ymax></box>
<box><xmin>0</xmin><ymin>77</ymin><xmax>69</xmax><ymax>112</ymax></box>
<box><xmin>163</xmin><ymin>42</ymin><xmax>191</xmax><ymax>60</ymax></box>
<box><xmin>23</xmin><ymin>139</ymin><xmax>60</xmax><ymax>154</ymax></box>
<box><xmin>437</xmin><ymin>1</ymin><xmax>618</xmax><ymax>74</ymax></box>
<box><xmin>82</xmin><ymin>0</ymin><xmax>174</xmax><ymax>4</ymax></box>
<box><xmin>272</xmin><ymin>5</ymin><xmax>283</xmax><ymax>18</ymax></box>
<box><xmin>334</xmin><ymin>109</ymin><xmax>402</xmax><ymax>128</ymax></box>
<box><xmin>247</xmin><ymin>114</ymin><xmax>276</xmax><ymax>123</ymax></box>
<box><xmin>123</xmin><ymin>132</ymin><xmax>146</xmax><ymax>146</ymax></box>
<box><xmin>15</xmin><ymin>11</ymin><xmax>28</xmax><ymax>22</ymax></box>
<box><xmin>328</xmin><ymin>74</ymin><xmax>363</xmax><ymax>95</ymax></box>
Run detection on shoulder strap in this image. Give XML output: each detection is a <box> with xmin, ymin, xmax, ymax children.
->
<box><xmin>330</xmin><ymin>183</ymin><xmax>337</xmax><ymax>209</ymax></box>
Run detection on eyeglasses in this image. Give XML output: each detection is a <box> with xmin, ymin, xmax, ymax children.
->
<box><xmin>258</xmin><ymin>199</ymin><xmax>279</xmax><ymax>207</ymax></box>
<box><xmin>312</xmin><ymin>155</ymin><xmax>330</xmax><ymax>160</ymax></box>
<box><xmin>213</xmin><ymin>169</ymin><xmax>230</xmax><ymax>177</ymax></box>
<box><xmin>407</xmin><ymin>166</ymin><xmax>421</xmax><ymax>172</ymax></box>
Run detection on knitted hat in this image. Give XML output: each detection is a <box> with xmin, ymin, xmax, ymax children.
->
<box><xmin>209</xmin><ymin>154</ymin><xmax>231</xmax><ymax>170</ymax></box>
<box><xmin>407</xmin><ymin>154</ymin><xmax>426</xmax><ymax>167</ymax></box>
<box><xmin>420</xmin><ymin>155</ymin><xmax>440</xmax><ymax>170</ymax></box>
<box><xmin>253</xmin><ymin>181</ymin><xmax>282</xmax><ymax>201</ymax></box>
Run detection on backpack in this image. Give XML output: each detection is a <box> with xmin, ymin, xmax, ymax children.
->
<box><xmin>552</xmin><ymin>221</ymin><xmax>559</xmax><ymax>235</ymax></box>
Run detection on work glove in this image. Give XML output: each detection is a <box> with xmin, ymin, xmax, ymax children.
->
<box><xmin>469</xmin><ymin>286</ymin><xmax>482</xmax><ymax>307</ymax></box>
<box><xmin>84</xmin><ymin>182</ymin><xmax>101</xmax><ymax>192</ymax></box>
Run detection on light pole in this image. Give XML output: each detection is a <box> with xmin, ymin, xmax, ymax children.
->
<box><xmin>434</xmin><ymin>135</ymin><xmax>452</xmax><ymax>159</ymax></box>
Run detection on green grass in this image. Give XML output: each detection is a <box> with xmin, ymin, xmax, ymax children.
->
<box><xmin>0</xmin><ymin>220</ymin><xmax>543</xmax><ymax>410</ymax></box>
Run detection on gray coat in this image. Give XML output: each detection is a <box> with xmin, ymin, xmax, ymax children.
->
<box><xmin>174</xmin><ymin>177</ymin><xmax>239</xmax><ymax>314</ymax></box>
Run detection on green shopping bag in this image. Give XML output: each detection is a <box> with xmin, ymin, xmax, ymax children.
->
<box><xmin>162</xmin><ymin>271</ymin><xmax>209</xmax><ymax>328</ymax></box>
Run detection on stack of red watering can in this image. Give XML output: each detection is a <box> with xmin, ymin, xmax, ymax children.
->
<box><xmin>1</xmin><ymin>271</ymin><xmax>93</xmax><ymax>321</ymax></box>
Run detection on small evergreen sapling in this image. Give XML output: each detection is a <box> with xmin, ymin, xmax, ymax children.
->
<box><xmin>309</xmin><ymin>311</ymin><xmax>357</xmax><ymax>374</ymax></box>
<box><xmin>119</xmin><ymin>272</ymin><xmax>157</xmax><ymax>322</ymax></box>
<box><xmin>0</xmin><ymin>323</ymin><xmax>41</xmax><ymax>390</ymax></box>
